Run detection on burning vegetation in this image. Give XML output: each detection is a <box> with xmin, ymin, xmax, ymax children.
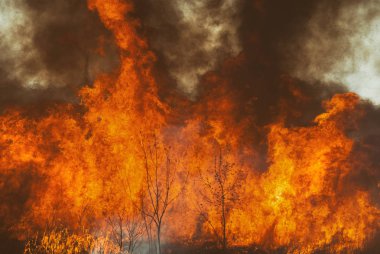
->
<box><xmin>0</xmin><ymin>0</ymin><xmax>379</xmax><ymax>253</ymax></box>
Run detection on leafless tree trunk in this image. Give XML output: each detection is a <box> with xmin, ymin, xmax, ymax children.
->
<box><xmin>138</xmin><ymin>134</ymin><xmax>184</xmax><ymax>254</ymax></box>
<box><xmin>106</xmin><ymin>208</ymin><xmax>144</xmax><ymax>254</ymax></box>
<box><xmin>198</xmin><ymin>145</ymin><xmax>245</xmax><ymax>251</ymax></box>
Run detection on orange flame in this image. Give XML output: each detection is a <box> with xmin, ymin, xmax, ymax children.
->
<box><xmin>0</xmin><ymin>0</ymin><xmax>378</xmax><ymax>253</ymax></box>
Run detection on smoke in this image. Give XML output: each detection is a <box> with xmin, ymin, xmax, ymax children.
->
<box><xmin>134</xmin><ymin>0</ymin><xmax>243</xmax><ymax>97</ymax></box>
<box><xmin>285</xmin><ymin>0</ymin><xmax>380</xmax><ymax>104</ymax></box>
<box><xmin>0</xmin><ymin>0</ymin><xmax>119</xmax><ymax>110</ymax></box>
<box><xmin>135</xmin><ymin>0</ymin><xmax>380</xmax><ymax>105</ymax></box>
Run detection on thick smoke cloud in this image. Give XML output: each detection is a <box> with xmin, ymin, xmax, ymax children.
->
<box><xmin>0</xmin><ymin>0</ymin><xmax>119</xmax><ymax>111</ymax></box>
<box><xmin>135</xmin><ymin>0</ymin><xmax>351</xmax><ymax>121</ymax></box>
<box><xmin>284</xmin><ymin>0</ymin><xmax>380</xmax><ymax>104</ymax></box>
<box><xmin>134</xmin><ymin>0</ymin><xmax>243</xmax><ymax>97</ymax></box>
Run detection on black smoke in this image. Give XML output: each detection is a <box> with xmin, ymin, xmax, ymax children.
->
<box><xmin>0</xmin><ymin>0</ymin><xmax>119</xmax><ymax>112</ymax></box>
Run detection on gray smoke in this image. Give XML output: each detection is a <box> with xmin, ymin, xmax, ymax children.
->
<box><xmin>284</xmin><ymin>0</ymin><xmax>380</xmax><ymax>104</ymax></box>
<box><xmin>135</xmin><ymin>0</ymin><xmax>243</xmax><ymax>97</ymax></box>
<box><xmin>0</xmin><ymin>0</ymin><xmax>119</xmax><ymax>110</ymax></box>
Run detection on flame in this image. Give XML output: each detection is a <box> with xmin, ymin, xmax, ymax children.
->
<box><xmin>0</xmin><ymin>0</ymin><xmax>378</xmax><ymax>253</ymax></box>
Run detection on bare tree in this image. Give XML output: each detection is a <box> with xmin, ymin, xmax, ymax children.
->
<box><xmin>138</xmin><ymin>134</ymin><xmax>184</xmax><ymax>254</ymax></box>
<box><xmin>106</xmin><ymin>207</ymin><xmax>144</xmax><ymax>254</ymax></box>
<box><xmin>198</xmin><ymin>146</ymin><xmax>245</xmax><ymax>251</ymax></box>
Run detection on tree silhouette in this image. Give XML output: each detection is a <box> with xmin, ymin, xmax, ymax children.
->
<box><xmin>198</xmin><ymin>146</ymin><xmax>246</xmax><ymax>251</ymax></box>
<box><xmin>139</xmin><ymin>134</ymin><xmax>184</xmax><ymax>254</ymax></box>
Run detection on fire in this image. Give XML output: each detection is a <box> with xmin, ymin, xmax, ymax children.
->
<box><xmin>251</xmin><ymin>93</ymin><xmax>378</xmax><ymax>252</ymax></box>
<box><xmin>0</xmin><ymin>0</ymin><xmax>378</xmax><ymax>253</ymax></box>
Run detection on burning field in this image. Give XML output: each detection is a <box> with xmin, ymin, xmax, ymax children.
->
<box><xmin>0</xmin><ymin>0</ymin><xmax>379</xmax><ymax>253</ymax></box>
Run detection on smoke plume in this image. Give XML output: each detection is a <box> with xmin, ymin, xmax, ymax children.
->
<box><xmin>134</xmin><ymin>0</ymin><xmax>243</xmax><ymax>97</ymax></box>
<box><xmin>0</xmin><ymin>0</ymin><xmax>119</xmax><ymax>110</ymax></box>
<box><xmin>284</xmin><ymin>0</ymin><xmax>380</xmax><ymax>104</ymax></box>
